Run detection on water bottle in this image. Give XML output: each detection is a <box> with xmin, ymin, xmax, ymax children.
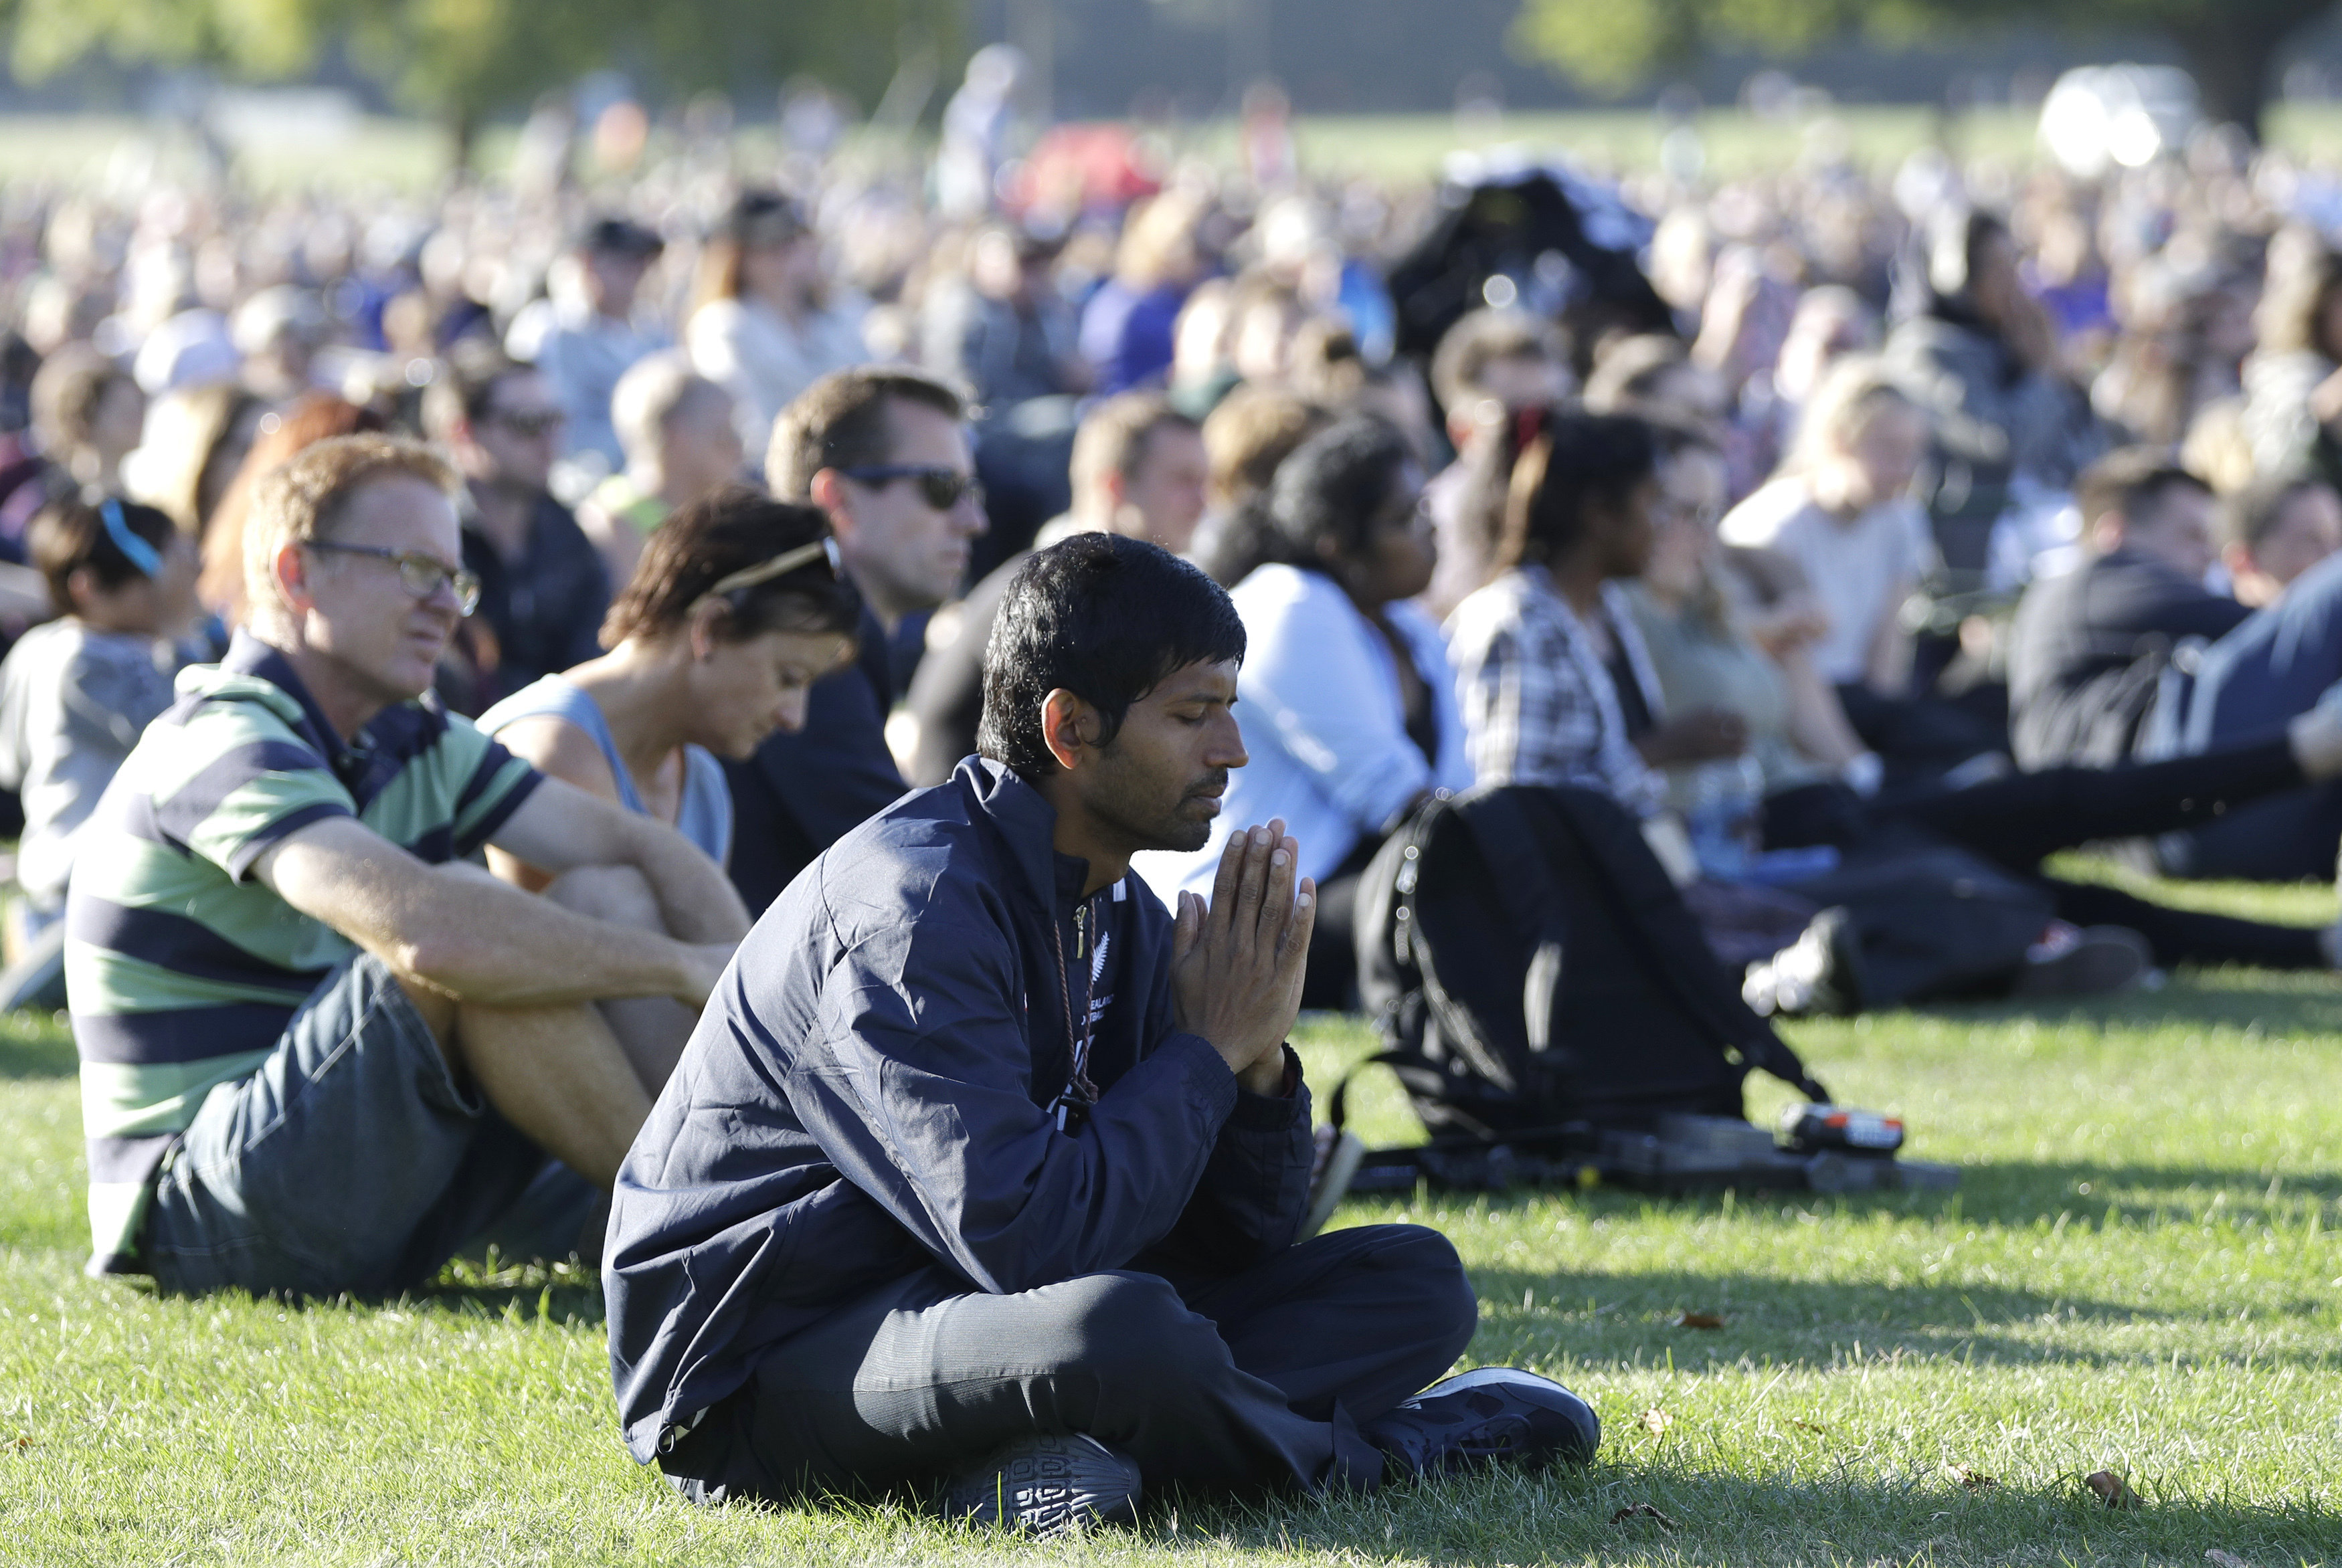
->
<box><xmin>1681</xmin><ymin>755</ymin><xmax>1765</xmax><ymax>880</ymax></box>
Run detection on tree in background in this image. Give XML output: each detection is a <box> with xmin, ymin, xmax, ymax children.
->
<box><xmin>1511</xmin><ymin>0</ymin><xmax>2332</xmax><ymax>141</ymax></box>
<box><xmin>1</xmin><ymin>0</ymin><xmax>962</xmax><ymax>163</ymax></box>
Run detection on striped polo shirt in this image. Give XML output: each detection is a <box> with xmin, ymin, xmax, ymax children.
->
<box><xmin>66</xmin><ymin>630</ymin><xmax>543</xmax><ymax>1275</ymax></box>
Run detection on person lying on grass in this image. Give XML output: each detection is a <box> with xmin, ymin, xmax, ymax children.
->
<box><xmin>68</xmin><ymin>433</ymin><xmax>747</xmax><ymax>1294</ymax></box>
<box><xmin>604</xmin><ymin>533</ymin><xmax>1601</xmax><ymax>1535</ymax></box>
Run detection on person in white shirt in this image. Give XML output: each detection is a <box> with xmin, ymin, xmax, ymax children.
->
<box><xmin>1718</xmin><ymin>357</ymin><xmax>1934</xmax><ymax>694</ymax></box>
<box><xmin>685</xmin><ymin>193</ymin><xmax>871</xmax><ymax>461</ymax></box>
<box><xmin>1717</xmin><ymin>358</ymin><xmax>2001</xmax><ymax>775</ymax></box>
<box><xmin>1136</xmin><ymin>417</ymin><xmax>1467</xmax><ymax>1007</ymax></box>
<box><xmin>507</xmin><ymin>218</ymin><xmax>674</xmax><ymax>472</ymax></box>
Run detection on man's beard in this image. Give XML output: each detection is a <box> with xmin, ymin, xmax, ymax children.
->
<box><xmin>1087</xmin><ymin>749</ymin><xmax>1224</xmax><ymax>856</ymax></box>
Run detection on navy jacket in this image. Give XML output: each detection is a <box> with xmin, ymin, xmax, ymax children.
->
<box><xmin>605</xmin><ymin>757</ymin><xmax>1315</xmax><ymax>1464</ymax></box>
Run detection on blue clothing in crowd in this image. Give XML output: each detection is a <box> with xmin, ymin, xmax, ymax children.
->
<box><xmin>2164</xmin><ymin>548</ymin><xmax>2342</xmax><ymax>880</ymax></box>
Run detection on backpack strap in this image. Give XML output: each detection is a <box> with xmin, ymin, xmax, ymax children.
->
<box><xmin>1495</xmin><ymin>785</ymin><xmax>1830</xmax><ymax>1104</ymax></box>
<box><xmin>1445</xmin><ymin>787</ymin><xmax>1574</xmax><ymax>1062</ymax></box>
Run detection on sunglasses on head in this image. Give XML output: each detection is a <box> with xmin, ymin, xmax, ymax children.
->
<box><xmin>700</xmin><ymin>534</ymin><xmax>842</xmax><ymax>601</ymax></box>
<box><xmin>839</xmin><ymin>464</ymin><xmax>982</xmax><ymax>511</ymax></box>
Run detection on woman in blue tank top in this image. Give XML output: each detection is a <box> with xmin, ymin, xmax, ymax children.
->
<box><xmin>478</xmin><ymin>485</ymin><xmax>859</xmax><ymax>888</ymax></box>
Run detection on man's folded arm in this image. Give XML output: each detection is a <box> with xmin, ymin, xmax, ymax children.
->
<box><xmin>788</xmin><ymin>913</ymin><xmax>1243</xmax><ymax>1296</ymax></box>
<box><xmin>256</xmin><ymin>815</ymin><xmax>722</xmax><ymax>1007</ymax></box>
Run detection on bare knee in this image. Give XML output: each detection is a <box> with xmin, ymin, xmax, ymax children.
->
<box><xmin>541</xmin><ymin>864</ymin><xmax>664</xmax><ymax>930</ymax></box>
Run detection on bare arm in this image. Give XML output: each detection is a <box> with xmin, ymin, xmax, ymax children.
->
<box><xmin>1774</xmin><ymin>643</ymin><xmax>1867</xmax><ymax>769</ymax></box>
<box><xmin>488</xmin><ymin>774</ymin><xmax>751</xmax><ymax>944</ymax></box>
<box><xmin>255</xmin><ymin>815</ymin><xmax>729</xmax><ymax>1007</ymax></box>
<box><xmin>483</xmin><ymin>716</ymin><xmax>624</xmax><ymax>893</ymax></box>
<box><xmin>1863</xmin><ymin>573</ymin><xmax>1916</xmax><ymax>695</ymax></box>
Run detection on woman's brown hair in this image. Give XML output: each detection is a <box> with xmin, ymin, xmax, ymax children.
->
<box><xmin>688</xmin><ymin>191</ymin><xmax>817</xmax><ymax>321</ymax></box>
<box><xmin>602</xmin><ymin>484</ymin><xmax>860</xmax><ymax>648</ymax></box>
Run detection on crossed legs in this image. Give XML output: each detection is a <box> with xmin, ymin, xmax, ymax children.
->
<box><xmin>660</xmin><ymin>1224</ymin><xmax>1479</xmax><ymax>1506</ymax></box>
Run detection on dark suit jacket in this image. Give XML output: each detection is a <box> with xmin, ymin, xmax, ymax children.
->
<box><xmin>723</xmin><ymin>605</ymin><xmax>906</xmax><ymax>915</ymax></box>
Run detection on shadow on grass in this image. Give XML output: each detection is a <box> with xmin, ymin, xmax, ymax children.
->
<box><xmin>1461</xmin><ymin>1261</ymin><xmax>2268</xmax><ymax>1372</ymax></box>
<box><xmin>1462</xmin><ymin>1193</ymin><xmax>2342</xmax><ymax>1369</ymax></box>
<box><xmin>1915</xmin><ymin>971</ymin><xmax>2342</xmax><ymax>1036</ymax></box>
<box><xmin>412</xmin><ymin>1276</ymin><xmax>609</xmax><ymax>1327</ymax></box>
<box><xmin>1160</xmin><ymin>1460</ymin><xmax>2341</xmax><ymax>1567</ymax></box>
<box><xmin>0</xmin><ymin>1010</ymin><xmax>74</xmax><ymax>1079</ymax></box>
<box><xmin>1951</xmin><ymin>1159</ymin><xmax>2342</xmax><ymax>1229</ymax></box>
<box><xmin>412</xmin><ymin>1254</ymin><xmax>608</xmax><ymax>1325</ymax></box>
<box><xmin>1361</xmin><ymin>1157</ymin><xmax>2342</xmax><ymax>1235</ymax></box>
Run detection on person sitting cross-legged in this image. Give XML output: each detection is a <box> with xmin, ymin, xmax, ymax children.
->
<box><xmin>606</xmin><ymin>533</ymin><xmax>1599</xmax><ymax>1533</ymax></box>
<box><xmin>68</xmin><ymin>433</ymin><xmax>749</xmax><ymax>1293</ymax></box>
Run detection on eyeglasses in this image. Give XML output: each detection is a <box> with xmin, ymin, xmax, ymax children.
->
<box><xmin>1652</xmin><ymin>497</ymin><xmax>1722</xmax><ymax>530</ymax></box>
<box><xmin>838</xmin><ymin>464</ymin><xmax>983</xmax><ymax>510</ymax></box>
<box><xmin>308</xmin><ymin>542</ymin><xmax>482</xmax><ymax>617</ymax></box>
<box><xmin>488</xmin><ymin>407</ymin><xmax>565</xmax><ymax>439</ymax></box>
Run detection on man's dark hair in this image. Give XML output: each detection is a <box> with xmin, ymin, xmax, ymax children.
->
<box><xmin>767</xmin><ymin>367</ymin><xmax>966</xmax><ymax>501</ymax></box>
<box><xmin>2074</xmin><ymin>446</ymin><xmax>2210</xmax><ymax>543</ymax></box>
<box><xmin>979</xmin><ymin>532</ymin><xmax>1246</xmax><ymax>779</ymax></box>
<box><xmin>422</xmin><ymin>338</ymin><xmax>529</xmax><ymax>440</ymax></box>
<box><xmin>2225</xmin><ymin>471</ymin><xmax>2335</xmax><ymax>554</ymax></box>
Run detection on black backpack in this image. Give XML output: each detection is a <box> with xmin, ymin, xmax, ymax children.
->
<box><xmin>1344</xmin><ymin>785</ymin><xmax>1827</xmax><ymax>1159</ymax></box>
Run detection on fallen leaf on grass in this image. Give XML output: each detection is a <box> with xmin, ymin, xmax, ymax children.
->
<box><xmin>5</xmin><ymin>1436</ymin><xmax>27</xmax><ymax>1451</ymax></box>
<box><xmin>1946</xmin><ymin>1464</ymin><xmax>1997</xmax><ymax>1489</ymax></box>
<box><xmin>1677</xmin><ymin>1310</ymin><xmax>1726</xmax><ymax>1329</ymax></box>
<box><xmin>1637</xmin><ymin>1407</ymin><xmax>1672</xmax><ymax>1435</ymax></box>
<box><xmin>1789</xmin><ymin>1419</ymin><xmax>1828</xmax><ymax>1434</ymax></box>
<box><xmin>2085</xmin><ymin>1470</ymin><xmax>2141</xmax><ymax>1508</ymax></box>
<box><xmin>1610</xmin><ymin>1504</ymin><xmax>1678</xmax><ymax>1529</ymax></box>
<box><xmin>2205</xmin><ymin>1551</ymin><xmax>2255</xmax><ymax>1568</ymax></box>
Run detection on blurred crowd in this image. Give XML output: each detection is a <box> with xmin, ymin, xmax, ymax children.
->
<box><xmin>14</xmin><ymin>66</ymin><xmax>2342</xmax><ymax>1013</ymax></box>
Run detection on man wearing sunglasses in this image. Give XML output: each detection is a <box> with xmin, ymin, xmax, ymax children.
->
<box><xmin>66</xmin><ymin>433</ymin><xmax>750</xmax><ymax>1297</ymax></box>
<box><xmin>901</xmin><ymin>392</ymin><xmax>1208</xmax><ymax>788</ymax></box>
<box><xmin>722</xmin><ymin>367</ymin><xmax>989</xmax><ymax>913</ymax></box>
<box><xmin>426</xmin><ymin>342</ymin><xmax>612</xmax><ymax>711</ymax></box>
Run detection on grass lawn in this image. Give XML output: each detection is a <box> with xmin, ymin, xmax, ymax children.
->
<box><xmin>23</xmin><ymin>100</ymin><xmax>2342</xmax><ymax>197</ymax></box>
<box><xmin>4</xmin><ymin>874</ymin><xmax>2342</xmax><ymax>1565</ymax></box>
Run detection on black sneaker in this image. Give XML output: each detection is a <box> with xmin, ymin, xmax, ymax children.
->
<box><xmin>2009</xmin><ymin>922</ymin><xmax>2149</xmax><ymax>998</ymax></box>
<box><xmin>943</xmin><ymin>1432</ymin><xmax>1141</xmax><ymax>1535</ymax></box>
<box><xmin>1362</xmin><ymin>1367</ymin><xmax>1600</xmax><ymax>1478</ymax></box>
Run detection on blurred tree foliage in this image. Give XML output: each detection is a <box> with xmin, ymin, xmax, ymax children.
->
<box><xmin>1</xmin><ymin>0</ymin><xmax>960</xmax><ymax>157</ymax></box>
<box><xmin>1510</xmin><ymin>0</ymin><xmax>2331</xmax><ymax>137</ymax></box>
